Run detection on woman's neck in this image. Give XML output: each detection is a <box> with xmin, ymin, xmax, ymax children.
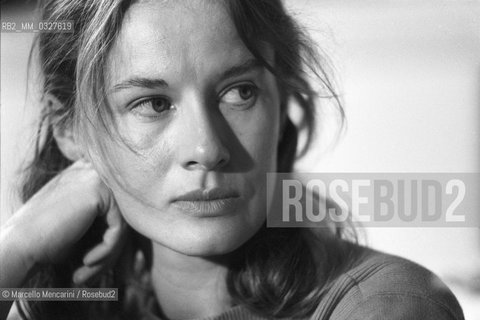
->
<box><xmin>151</xmin><ymin>242</ymin><xmax>233</xmax><ymax>319</ymax></box>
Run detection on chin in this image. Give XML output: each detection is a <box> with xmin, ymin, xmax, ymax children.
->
<box><xmin>152</xmin><ymin>216</ymin><xmax>264</xmax><ymax>257</ymax></box>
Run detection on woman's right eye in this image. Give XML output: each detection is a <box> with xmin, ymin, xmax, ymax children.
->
<box><xmin>130</xmin><ymin>97</ymin><xmax>173</xmax><ymax>118</ymax></box>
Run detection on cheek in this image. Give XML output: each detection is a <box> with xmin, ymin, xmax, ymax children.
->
<box><xmin>251</xmin><ymin>114</ymin><xmax>279</xmax><ymax>169</ymax></box>
<box><xmin>230</xmin><ymin>92</ymin><xmax>281</xmax><ymax>171</ymax></box>
<box><xmin>111</xmin><ymin>112</ymin><xmax>177</xmax><ymax>173</ymax></box>
<box><xmin>116</xmin><ymin>114</ymin><xmax>169</xmax><ymax>154</ymax></box>
<box><xmin>94</xmin><ymin>125</ymin><xmax>174</xmax><ymax>209</ymax></box>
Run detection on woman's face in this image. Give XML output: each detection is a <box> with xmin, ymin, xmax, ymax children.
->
<box><xmin>103</xmin><ymin>0</ymin><xmax>280</xmax><ymax>256</ymax></box>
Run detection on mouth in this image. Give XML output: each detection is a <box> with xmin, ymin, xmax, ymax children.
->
<box><xmin>171</xmin><ymin>188</ymin><xmax>241</xmax><ymax>217</ymax></box>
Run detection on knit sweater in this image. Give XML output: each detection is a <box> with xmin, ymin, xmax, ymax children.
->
<box><xmin>139</xmin><ymin>250</ymin><xmax>464</xmax><ymax>320</ymax></box>
<box><xmin>8</xmin><ymin>249</ymin><xmax>464</xmax><ymax>320</ymax></box>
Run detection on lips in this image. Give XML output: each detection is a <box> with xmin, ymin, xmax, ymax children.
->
<box><xmin>171</xmin><ymin>188</ymin><xmax>241</xmax><ymax>216</ymax></box>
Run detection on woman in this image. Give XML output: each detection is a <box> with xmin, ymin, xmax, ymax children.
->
<box><xmin>0</xmin><ymin>0</ymin><xmax>465</xmax><ymax>319</ymax></box>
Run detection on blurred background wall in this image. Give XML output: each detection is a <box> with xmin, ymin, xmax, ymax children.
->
<box><xmin>285</xmin><ymin>1</ymin><xmax>480</xmax><ymax>317</ymax></box>
<box><xmin>1</xmin><ymin>0</ymin><xmax>479</xmax><ymax>318</ymax></box>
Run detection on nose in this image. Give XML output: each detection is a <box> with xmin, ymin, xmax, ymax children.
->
<box><xmin>178</xmin><ymin>95</ymin><xmax>230</xmax><ymax>171</ymax></box>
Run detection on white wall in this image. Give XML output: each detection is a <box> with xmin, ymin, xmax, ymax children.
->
<box><xmin>1</xmin><ymin>17</ymin><xmax>39</xmax><ymax>221</ymax></box>
<box><xmin>285</xmin><ymin>1</ymin><xmax>480</xmax><ymax>318</ymax></box>
<box><xmin>286</xmin><ymin>0</ymin><xmax>480</xmax><ymax>267</ymax></box>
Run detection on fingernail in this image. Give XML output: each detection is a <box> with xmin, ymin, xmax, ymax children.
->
<box><xmin>73</xmin><ymin>271</ymin><xmax>83</xmax><ymax>284</ymax></box>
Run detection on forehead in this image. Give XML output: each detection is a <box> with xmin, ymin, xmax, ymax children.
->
<box><xmin>106</xmin><ymin>0</ymin><xmax>250</xmax><ymax>85</ymax></box>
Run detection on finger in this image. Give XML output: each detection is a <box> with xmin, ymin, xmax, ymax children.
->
<box><xmin>83</xmin><ymin>190</ymin><xmax>126</xmax><ymax>266</ymax></box>
<box><xmin>83</xmin><ymin>223</ymin><xmax>125</xmax><ymax>266</ymax></box>
<box><xmin>73</xmin><ymin>264</ymin><xmax>103</xmax><ymax>285</ymax></box>
<box><xmin>82</xmin><ymin>242</ymin><xmax>109</xmax><ymax>266</ymax></box>
<box><xmin>105</xmin><ymin>202</ymin><xmax>123</xmax><ymax>228</ymax></box>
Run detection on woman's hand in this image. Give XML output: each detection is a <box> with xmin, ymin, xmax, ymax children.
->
<box><xmin>0</xmin><ymin>159</ymin><xmax>128</xmax><ymax>287</ymax></box>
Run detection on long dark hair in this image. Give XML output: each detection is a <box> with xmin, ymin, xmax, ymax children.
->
<box><xmin>19</xmin><ymin>0</ymin><xmax>357</xmax><ymax>318</ymax></box>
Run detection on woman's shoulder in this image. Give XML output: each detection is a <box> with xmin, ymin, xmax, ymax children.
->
<box><xmin>312</xmin><ymin>245</ymin><xmax>465</xmax><ymax>320</ymax></box>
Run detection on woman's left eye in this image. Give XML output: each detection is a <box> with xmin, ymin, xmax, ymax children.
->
<box><xmin>220</xmin><ymin>84</ymin><xmax>258</xmax><ymax>108</ymax></box>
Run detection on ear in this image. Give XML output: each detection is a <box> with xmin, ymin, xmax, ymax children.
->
<box><xmin>46</xmin><ymin>94</ymin><xmax>84</xmax><ymax>161</ymax></box>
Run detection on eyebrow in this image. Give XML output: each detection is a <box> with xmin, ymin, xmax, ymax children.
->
<box><xmin>219</xmin><ymin>58</ymin><xmax>263</xmax><ymax>81</ymax></box>
<box><xmin>112</xmin><ymin>78</ymin><xmax>168</xmax><ymax>92</ymax></box>
<box><xmin>110</xmin><ymin>58</ymin><xmax>264</xmax><ymax>92</ymax></box>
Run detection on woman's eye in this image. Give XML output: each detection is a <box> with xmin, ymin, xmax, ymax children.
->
<box><xmin>220</xmin><ymin>84</ymin><xmax>258</xmax><ymax>108</ymax></box>
<box><xmin>131</xmin><ymin>97</ymin><xmax>172</xmax><ymax>118</ymax></box>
